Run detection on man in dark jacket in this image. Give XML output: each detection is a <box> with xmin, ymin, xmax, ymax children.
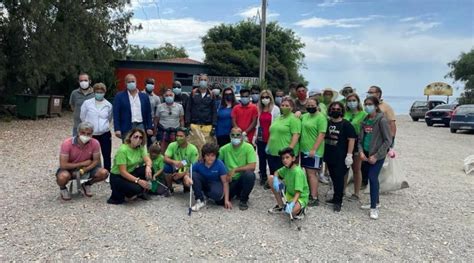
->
<box><xmin>172</xmin><ymin>81</ymin><xmax>189</xmax><ymax>113</ymax></box>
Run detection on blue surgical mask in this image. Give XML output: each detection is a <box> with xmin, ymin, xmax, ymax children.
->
<box><xmin>275</xmin><ymin>96</ymin><xmax>282</xmax><ymax>105</ymax></box>
<box><xmin>173</xmin><ymin>87</ymin><xmax>182</xmax><ymax>95</ymax></box>
<box><xmin>365</xmin><ymin>105</ymin><xmax>375</xmax><ymax>114</ymax></box>
<box><xmin>231</xmin><ymin>138</ymin><xmax>242</xmax><ymax>146</ymax></box>
<box><xmin>145</xmin><ymin>84</ymin><xmax>154</xmax><ymax>92</ymax></box>
<box><xmin>127</xmin><ymin>82</ymin><xmax>136</xmax><ymax>91</ymax></box>
<box><xmin>347</xmin><ymin>101</ymin><xmax>358</xmax><ymax>110</ymax></box>
<box><xmin>165</xmin><ymin>96</ymin><xmax>174</xmax><ymax>104</ymax></box>
<box><xmin>199</xmin><ymin>80</ymin><xmax>208</xmax><ymax>88</ymax></box>
<box><xmin>95</xmin><ymin>93</ymin><xmax>105</xmax><ymax>101</ymax></box>
<box><xmin>251</xmin><ymin>94</ymin><xmax>260</xmax><ymax>102</ymax></box>
<box><xmin>240</xmin><ymin>97</ymin><xmax>250</xmax><ymax>105</ymax></box>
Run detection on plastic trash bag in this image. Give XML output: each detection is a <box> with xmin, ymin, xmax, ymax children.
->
<box><xmin>188</xmin><ymin>124</ymin><xmax>216</xmax><ymax>154</ymax></box>
<box><xmin>364</xmin><ymin>157</ymin><xmax>409</xmax><ymax>194</ymax></box>
<box><xmin>464</xmin><ymin>155</ymin><xmax>474</xmax><ymax>176</ymax></box>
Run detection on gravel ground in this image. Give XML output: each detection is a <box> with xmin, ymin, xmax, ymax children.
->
<box><xmin>1</xmin><ymin>113</ymin><xmax>473</xmax><ymax>261</ymax></box>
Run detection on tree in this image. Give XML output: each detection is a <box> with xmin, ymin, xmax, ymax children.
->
<box><xmin>447</xmin><ymin>48</ymin><xmax>474</xmax><ymax>104</ymax></box>
<box><xmin>202</xmin><ymin>20</ymin><xmax>306</xmax><ymax>91</ymax></box>
<box><xmin>0</xmin><ymin>0</ymin><xmax>134</xmax><ymax>104</ymax></box>
<box><xmin>127</xmin><ymin>43</ymin><xmax>188</xmax><ymax>60</ymax></box>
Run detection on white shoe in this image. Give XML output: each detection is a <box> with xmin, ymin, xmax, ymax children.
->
<box><xmin>361</xmin><ymin>203</ymin><xmax>381</xmax><ymax>210</ymax></box>
<box><xmin>370</xmin><ymin>208</ymin><xmax>379</xmax><ymax>220</ymax></box>
<box><xmin>319</xmin><ymin>173</ymin><xmax>330</xmax><ymax>184</ymax></box>
<box><xmin>191</xmin><ymin>199</ymin><xmax>206</xmax><ymax>211</ymax></box>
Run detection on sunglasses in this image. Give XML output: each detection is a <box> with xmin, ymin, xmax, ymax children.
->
<box><xmin>132</xmin><ymin>135</ymin><xmax>143</xmax><ymax>140</ymax></box>
<box><xmin>230</xmin><ymin>133</ymin><xmax>242</xmax><ymax>137</ymax></box>
<box><xmin>330</xmin><ymin>108</ymin><xmax>342</xmax><ymax>111</ymax></box>
<box><xmin>261</xmin><ymin>96</ymin><xmax>270</xmax><ymax>99</ymax></box>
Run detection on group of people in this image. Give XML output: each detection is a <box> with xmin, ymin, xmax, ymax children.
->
<box><xmin>57</xmin><ymin>72</ymin><xmax>396</xmax><ymax>221</ymax></box>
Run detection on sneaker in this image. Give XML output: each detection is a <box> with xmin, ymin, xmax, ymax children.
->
<box><xmin>308</xmin><ymin>197</ymin><xmax>320</xmax><ymax>207</ymax></box>
<box><xmin>191</xmin><ymin>199</ymin><xmax>206</xmax><ymax>211</ymax></box>
<box><xmin>239</xmin><ymin>201</ymin><xmax>249</xmax><ymax>211</ymax></box>
<box><xmin>325</xmin><ymin>198</ymin><xmax>336</xmax><ymax>204</ymax></box>
<box><xmin>348</xmin><ymin>194</ymin><xmax>360</xmax><ymax>202</ymax></box>
<box><xmin>294</xmin><ymin>209</ymin><xmax>306</xmax><ymax>220</ymax></box>
<box><xmin>263</xmin><ymin>182</ymin><xmax>271</xmax><ymax>190</ymax></box>
<box><xmin>319</xmin><ymin>173</ymin><xmax>330</xmax><ymax>184</ymax></box>
<box><xmin>361</xmin><ymin>203</ymin><xmax>381</xmax><ymax>210</ymax></box>
<box><xmin>107</xmin><ymin>198</ymin><xmax>123</xmax><ymax>205</ymax></box>
<box><xmin>268</xmin><ymin>204</ymin><xmax>284</xmax><ymax>214</ymax></box>
<box><xmin>333</xmin><ymin>204</ymin><xmax>341</xmax><ymax>212</ymax></box>
<box><xmin>138</xmin><ymin>193</ymin><xmax>150</xmax><ymax>200</ymax></box>
<box><xmin>60</xmin><ymin>188</ymin><xmax>71</xmax><ymax>201</ymax></box>
<box><xmin>81</xmin><ymin>183</ymin><xmax>93</xmax><ymax>197</ymax></box>
<box><xmin>370</xmin><ymin>208</ymin><xmax>379</xmax><ymax>219</ymax></box>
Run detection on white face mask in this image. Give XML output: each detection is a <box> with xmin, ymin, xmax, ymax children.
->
<box><xmin>212</xmin><ymin>89</ymin><xmax>221</xmax><ymax>96</ymax></box>
<box><xmin>79</xmin><ymin>81</ymin><xmax>89</xmax><ymax>90</ymax></box>
<box><xmin>261</xmin><ymin>98</ymin><xmax>271</xmax><ymax>105</ymax></box>
<box><xmin>79</xmin><ymin>135</ymin><xmax>91</xmax><ymax>144</ymax></box>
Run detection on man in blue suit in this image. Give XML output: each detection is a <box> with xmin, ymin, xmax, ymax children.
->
<box><xmin>113</xmin><ymin>74</ymin><xmax>154</xmax><ymax>141</ymax></box>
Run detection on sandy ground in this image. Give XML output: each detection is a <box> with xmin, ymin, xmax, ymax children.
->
<box><xmin>0</xmin><ymin>113</ymin><xmax>473</xmax><ymax>261</ymax></box>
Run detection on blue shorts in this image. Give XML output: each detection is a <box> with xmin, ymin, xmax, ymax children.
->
<box><xmin>300</xmin><ymin>153</ymin><xmax>322</xmax><ymax>170</ymax></box>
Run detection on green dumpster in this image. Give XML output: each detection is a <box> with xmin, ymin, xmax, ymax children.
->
<box><xmin>16</xmin><ymin>94</ymin><xmax>50</xmax><ymax>119</ymax></box>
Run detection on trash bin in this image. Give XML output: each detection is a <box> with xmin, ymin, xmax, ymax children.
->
<box><xmin>48</xmin><ymin>95</ymin><xmax>64</xmax><ymax>117</ymax></box>
<box><xmin>15</xmin><ymin>94</ymin><xmax>50</xmax><ymax>119</ymax></box>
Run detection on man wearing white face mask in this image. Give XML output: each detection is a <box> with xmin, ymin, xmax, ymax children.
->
<box><xmin>142</xmin><ymin>78</ymin><xmax>161</xmax><ymax>146</ymax></box>
<box><xmin>69</xmin><ymin>73</ymin><xmax>94</xmax><ymax>136</ymax></box>
<box><xmin>56</xmin><ymin>122</ymin><xmax>109</xmax><ymax>201</ymax></box>
<box><xmin>211</xmin><ymin>83</ymin><xmax>222</xmax><ymax>112</ymax></box>
<box><xmin>113</xmin><ymin>74</ymin><xmax>154</xmax><ymax>141</ymax></box>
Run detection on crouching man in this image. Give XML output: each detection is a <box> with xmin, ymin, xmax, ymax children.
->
<box><xmin>56</xmin><ymin>122</ymin><xmax>108</xmax><ymax>200</ymax></box>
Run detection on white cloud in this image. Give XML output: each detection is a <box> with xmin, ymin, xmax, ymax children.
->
<box><xmin>128</xmin><ymin>18</ymin><xmax>221</xmax><ymax>60</ymax></box>
<box><xmin>237</xmin><ymin>6</ymin><xmax>280</xmax><ymax>20</ymax></box>
<box><xmin>162</xmin><ymin>8</ymin><xmax>175</xmax><ymax>15</ymax></box>
<box><xmin>295</xmin><ymin>15</ymin><xmax>382</xmax><ymax>28</ymax></box>
<box><xmin>407</xmin><ymin>21</ymin><xmax>441</xmax><ymax>34</ymax></box>
<box><xmin>318</xmin><ymin>0</ymin><xmax>344</xmax><ymax>7</ymax></box>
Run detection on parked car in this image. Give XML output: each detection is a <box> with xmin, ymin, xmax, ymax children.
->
<box><xmin>409</xmin><ymin>100</ymin><xmax>446</xmax><ymax>121</ymax></box>
<box><xmin>450</xmin><ymin>104</ymin><xmax>474</xmax><ymax>133</ymax></box>
<box><xmin>425</xmin><ymin>104</ymin><xmax>458</xmax><ymax>127</ymax></box>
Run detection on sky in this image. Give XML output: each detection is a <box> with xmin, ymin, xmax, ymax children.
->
<box><xmin>127</xmin><ymin>0</ymin><xmax>474</xmax><ymax>97</ymax></box>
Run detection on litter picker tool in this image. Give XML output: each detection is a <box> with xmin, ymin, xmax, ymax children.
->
<box><xmin>279</xmin><ymin>183</ymin><xmax>302</xmax><ymax>231</ymax></box>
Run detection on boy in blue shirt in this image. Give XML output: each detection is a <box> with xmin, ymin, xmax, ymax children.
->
<box><xmin>191</xmin><ymin>143</ymin><xmax>232</xmax><ymax>211</ymax></box>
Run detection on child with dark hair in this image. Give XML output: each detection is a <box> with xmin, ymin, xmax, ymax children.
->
<box><xmin>190</xmin><ymin>143</ymin><xmax>231</xmax><ymax>211</ymax></box>
<box><xmin>267</xmin><ymin>147</ymin><xmax>309</xmax><ymax>219</ymax></box>
<box><xmin>148</xmin><ymin>143</ymin><xmax>168</xmax><ymax>195</ymax></box>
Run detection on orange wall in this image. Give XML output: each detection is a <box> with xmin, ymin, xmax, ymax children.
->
<box><xmin>115</xmin><ymin>69</ymin><xmax>174</xmax><ymax>95</ymax></box>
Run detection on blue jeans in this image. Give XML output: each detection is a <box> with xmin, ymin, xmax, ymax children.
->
<box><xmin>192</xmin><ymin>172</ymin><xmax>224</xmax><ymax>202</ymax></box>
<box><xmin>362</xmin><ymin>158</ymin><xmax>385</xmax><ymax>209</ymax></box>
<box><xmin>229</xmin><ymin>171</ymin><xmax>256</xmax><ymax>202</ymax></box>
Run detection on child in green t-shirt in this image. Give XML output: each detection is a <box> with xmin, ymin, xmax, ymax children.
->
<box><xmin>267</xmin><ymin>147</ymin><xmax>309</xmax><ymax>219</ymax></box>
<box><xmin>149</xmin><ymin>143</ymin><xmax>168</xmax><ymax>195</ymax></box>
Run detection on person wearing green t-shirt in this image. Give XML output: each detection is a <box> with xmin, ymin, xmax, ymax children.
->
<box><xmin>268</xmin><ymin>147</ymin><xmax>309</xmax><ymax>218</ymax></box>
<box><xmin>108</xmin><ymin>128</ymin><xmax>153</xmax><ymax>205</ymax></box>
<box><xmin>343</xmin><ymin>93</ymin><xmax>368</xmax><ymax>201</ymax></box>
<box><xmin>299</xmin><ymin>98</ymin><xmax>327</xmax><ymax>206</ymax></box>
<box><xmin>218</xmin><ymin>127</ymin><xmax>256</xmax><ymax>210</ymax></box>
<box><xmin>163</xmin><ymin>127</ymin><xmax>199</xmax><ymax>193</ymax></box>
<box><xmin>267</xmin><ymin>98</ymin><xmax>301</xmax><ymax>177</ymax></box>
<box><xmin>148</xmin><ymin>143</ymin><xmax>170</xmax><ymax>196</ymax></box>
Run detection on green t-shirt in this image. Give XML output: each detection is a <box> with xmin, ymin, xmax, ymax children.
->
<box><xmin>111</xmin><ymin>144</ymin><xmax>149</xmax><ymax>174</ymax></box>
<box><xmin>363</xmin><ymin>119</ymin><xmax>375</xmax><ymax>152</ymax></box>
<box><xmin>300</xmin><ymin>113</ymin><xmax>328</xmax><ymax>157</ymax></box>
<box><xmin>152</xmin><ymin>154</ymin><xmax>164</xmax><ymax>173</ymax></box>
<box><xmin>267</xmin><ymin>114</ymin><xmax>302</xmax><ymax>156</ymax></box>
<box><xmin>319</xmin><ymin>103</ymin><xmax>328</xmax><ymax>116</ymax></box>
<box><xmin>344</xmin><ymin>110</ymin><xmax>368</xmax><ymax>135</ymax></box>
<box><xmin>165</xmin><ymin>142</ymin><xmax>199</xmax><ymax>169</ymax></box>
<box><xmin>218</xmin><ymin>142</ymin><xmax>256</xmax><ymax>180</ymax></box>
<box><xmin>277</xmin><ymin>165</ymin><xmax>309</xmax><ymax>208</ymax></box>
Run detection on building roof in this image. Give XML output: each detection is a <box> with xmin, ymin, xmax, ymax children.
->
<box><xmin>156</xmin><ymin>57</ymin><xmax>203</xmax><ymax>65</ymax></box>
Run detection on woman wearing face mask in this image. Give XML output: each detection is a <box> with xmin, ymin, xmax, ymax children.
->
<box><xmin>324</xmin><ymin>102</ymin><xmax>356</xmax><ymax>212</ymax></box>
<box><xmin>255</xmin><ymin>90</ymin><xmax>280</xmax><ymax>188</ymax></box>
<box><xmin>300</xmin><ymin>98</ymin><xmax>327</xmax><ymax>206</ymax></box>
<box><xmin>343</xmin><ymin>93</ymin><xmax>368</xmax><ymax>201</ymax></box>
<box><xmin>358</xmin><ymin>97</ymin><xmax>392</xmax><ymax>220</ymax></box>
<box><xmin>216</xmin><ymin>87</ymin><xmax>237</xmax><ymax>147</ymax></box>
<box><xmin>80</xmin><ymin>83</ymin><xmax>113</xmax><ymax>171</ymax></box>
<box><xmin>267</xmin><ymin>98</ymin><xmax>301</xmax><ymax>180</ymax></box>
<box><xmin>155</xmin><ymin>89</ymin><xmax>185</xmax><ymax>153</ymax></box>
<box><xmin>108</xmin><ymin>128</ymin><xmax>153</xmax><ymax>204</ymax></box>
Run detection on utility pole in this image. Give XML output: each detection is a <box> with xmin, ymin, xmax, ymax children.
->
<box><xmin>259</xmin><ymin>0</ymin><xmax>267</xmax><ymax>82</ymax></box>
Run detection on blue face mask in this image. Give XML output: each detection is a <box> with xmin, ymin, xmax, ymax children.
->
<box><xmin>275</xmin><ymin>96</ymin><xmax>282</xmax><ymax>105</ymax></box>
<box><xmin>251</xmin><ymin>94</ymin><xmax>260</xmax><ymax>102</ymax></box>
<box><xmin>231</xmin><ymin>138</ymin><xmax>242</xmax><ymax>146</ymax></box>
<box><xmin>145</xmin><ymin>84</ymin><xmax>154</xmax><ymax>92</ymax></box>
<box><xmin>95</xmin><ymin>93</ymin><xmax>105</xmax><ymax>101</ymax></box>
<box><xmin>127</xmin><ymin>82</ymin><xmax>136</xmax><ymax>91</ymax></box>
<box><xmin>365</xmin><ymin>105</ymin><xmax>375</xmax><ymax>114</ymax></box>
<box><xmin>199</xmin><ymin>80</ymin><xmax>208</xmax><ymax>88</ymax></box>
<box><xmin>165</xmin><ymin>96</ymin><xmax>174</xmax><ymax>104</ymax></box>
<box><xmin>173</xmin><ymin>87</ymin><xmax>182</xmax><ymax>95</ymax></box>
<box><xmin>347</xmin><ymin>101</ymin><xmax>358</xmax><ymax>110</ymax></box>
<box><xmin>240</xmin><ymin>97</ymin><xmax>250</xmax><ymax>105</ymax></box>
